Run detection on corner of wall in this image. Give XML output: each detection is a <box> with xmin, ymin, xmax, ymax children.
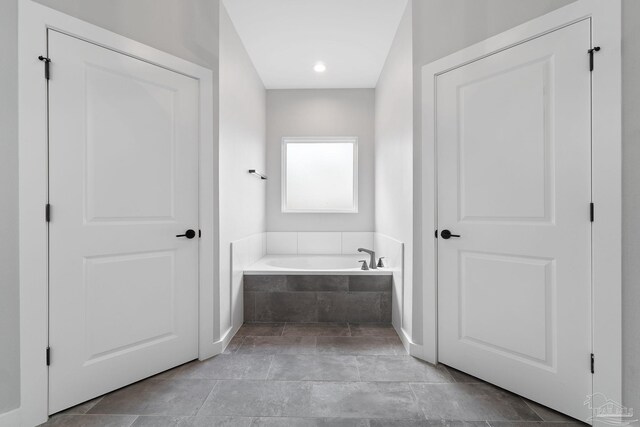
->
<box><xmin>218</xmin><ymin>6</ymin><xmax>267</xmax><ymax>336</ymax></box>
<box><xmin>374</xmin><ymin>0</ymin><xmax>415</xmax><ymax>344</ymax></box>
<box><xmin>0</xmin><ymin>0</ymin><xmax>20</xmax><ymax>416</ymax></box>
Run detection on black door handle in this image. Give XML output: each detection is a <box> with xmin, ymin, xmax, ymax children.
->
<box><xmin>176</xmin><ymin>229</ymin><xmax>196</xmax><ymax>239</ymax></box>
<box><xmin>441</xmin><ymin>230</ymin><xmax>461</xmax><ymax>240</ymax></box>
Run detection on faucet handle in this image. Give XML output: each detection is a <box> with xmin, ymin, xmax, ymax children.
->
<box><xmin>358</xmin><ymin>260</ymin><xmax>370</xmax><ymax>271</ymax></box>
<box><xmin>377</xmin><ymin>257</ymin><xmax>385</xmax><ymax>268</ymax></box>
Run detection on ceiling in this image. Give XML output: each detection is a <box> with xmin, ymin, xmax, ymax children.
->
<box><xmin>223</xmin><ymin>0</ymin><xmax>409</xmax><ymax>89</ymax></box>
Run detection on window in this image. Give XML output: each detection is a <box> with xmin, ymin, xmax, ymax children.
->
<box><xmin>282</xmin><ymin>137</ymin><xmax>358</xmax><ymax>213</ymax></box>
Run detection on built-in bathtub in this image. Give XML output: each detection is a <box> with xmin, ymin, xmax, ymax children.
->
<box><xmin>243</xmin><ymin>255</ymin><xmax>393</xmax><ymax>323</ymax></box>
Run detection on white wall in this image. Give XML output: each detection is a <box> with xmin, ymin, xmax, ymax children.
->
<box><xmin>0</xmin><ymin>0</ymin><xmax>19</xmax><ymax>415</ymax></box>
<box><xmin>218</xmin><ymin>3</ymin><xmax>267</xmax><ymax>338</ymax></box>
<box><xmin>266</xmin><ymin>89</ymin><xmax>375</xmax><ymax>232</ymax></box>
<box><xmin>621</xmin><ymin>0</ymin><xmax>640</xmax><ymax>414</ymax></box>
<box><xmin>34</xmin><ymin>0</ymin><xmax>221</xmax><ymax>69</ymax></box>
<box><xmin>374</xmin><ymin>3</ymin><xmax>414</xmax><ymax>340</ymax></box>
<box><xmin>231</xmin><ymin>233</ymin><xmax>265</xmax><ymax>332</ymax></box>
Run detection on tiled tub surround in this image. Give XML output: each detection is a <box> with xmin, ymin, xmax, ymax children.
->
<box><xmin>266</xmin><ymin>231</ymin><xmax>374</xmax><ymax>255</ymax></box>
<box><xmin>42</xmin><ymin>323</ymin><xmax>581</xmax><ymax>426</ymax></box>
<box><xmin>244</xmin><ymin>274</ymin><xmax>392</xmax><ymax>323</ymax></box>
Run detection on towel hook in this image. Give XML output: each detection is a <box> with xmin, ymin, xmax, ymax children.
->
<box><xmin>248</xmin><ymin>169</ymin><xmax>267</xmax><ymax>180</ymax></box>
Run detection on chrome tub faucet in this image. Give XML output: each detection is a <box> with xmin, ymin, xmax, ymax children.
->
<box><xmin>357</xmin><ymin>248</ymin><xmax>376</xmax><ymax>270</ymax></box>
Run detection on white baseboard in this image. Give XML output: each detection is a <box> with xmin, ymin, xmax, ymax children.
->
<box><xmin>199</xmin><ymin>339</ymin><xmax>220</xmax><ymax>360</ymax></box>
<box><xmin>409</xmin><ymin>342</ymin><xmax>426</xmax><ymax>360</ymax></box>
<box><xmin>393</xmin><ymin>324</ymin><xmax>430</xmax><ymax>363</ymax></box>
<box><xmin>222</xmin><ymin>324</ymin><xmax>242</xmax><ymax>352</ymax></box>
<box><xmin>394</xmin><ymin>324</ymin><xmax>410</xmax><ymax>353</ymax></box>
<box><xmin>199</xmin><ymin>326</ymin><xmax>239</xmax><ymax>361</ymax></box>
<box><xmin>0</xmin><ymin>408</ymin><xmax>21</xmax><ymax>427</ymax></box>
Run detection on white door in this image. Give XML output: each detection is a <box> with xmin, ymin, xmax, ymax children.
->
<box><xmin>48</xmin><ymin>30</ymin><xmax>200</xmax><ymax>413</ymax></box>
<box><xmin>437</xmin><ymin>20</ymin><xmax>592</xmax><ymax>420</ymax></box>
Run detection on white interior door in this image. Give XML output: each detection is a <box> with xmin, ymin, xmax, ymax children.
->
<box><xmin>436</xmin><ymin>20</ymin><xmax>592</xmax><ymax>420</ymax></box>
<box><xmin>48</xmin><ymin>30</ymin><xmax>200</xmax><ymax>413</ymax></box>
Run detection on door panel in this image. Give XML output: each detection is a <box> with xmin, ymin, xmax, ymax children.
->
<box><xmin>437</xmin><ymin>20</ymin><xmax>591</xmax><ymax>420</ymax></box>
<box><xmin>83</xmin><ymin>251</ymin><xmax>176</xmax><ymax>361</ymax></box>
<box><xmin>458</xmin><ymin>57</ymin><xmax>553</xmax><ymax>223</ymax></box>
<box><xmin>459</xmin><ymin>252</ymin><xmax>554</xmax><ymax>365</ymax></box>
<box><xmin>84</xmin><ymin>63</ymin><xmax>177</xmax><ymax>222</ymax></box>
<box><xmin>48</xmin><ymin>30</ymin><xmax>199</xmax><ymax>413</ymax></box>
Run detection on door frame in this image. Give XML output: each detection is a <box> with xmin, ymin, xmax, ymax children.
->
<box><xmin>420</xmin><ymin>0</ymin><xmax>621</xmax><ymax>422</ymax></box>
<box><xmin>18</xmin><ymin>2</ymin><xmax>217</xmax><ymax>425</ymax></box>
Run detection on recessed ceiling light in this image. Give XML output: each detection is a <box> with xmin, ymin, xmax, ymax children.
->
<box><xmin>314</xmin><ymin>62</ymin><xmax>326</xmax><ymax>73</ymax></box>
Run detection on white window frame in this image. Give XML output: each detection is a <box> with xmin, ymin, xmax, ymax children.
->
<box><xmin>281</xmin><ymin>137</ymin><xmax>359</xmax><ymax>214</ymax></box>
<box><xmin>18</xmin><ymin>2</ymin><xmax>220</xmax><ymax>425</ymax></box>
<box><xmin>419</xmin><ymin>1</ymin><xmax>621</xmax><ymax>424</ymax></box>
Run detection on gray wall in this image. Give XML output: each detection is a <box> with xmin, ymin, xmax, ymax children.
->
<box><xmin>0</xmin><ymin>0</ymin><xmax>20</xmax><ymax>415</ymax></box>
<box><xmin>621</xmin><ymin>0</ymin><xmax>640</xmax><ymax>415</ymax></box>
<box><xmin>375</xmin><ymin>3</ymin><xmax>414</xmax><ymax>337</ymax></box>
<box><xmin>266</xmin><ymin>89</ymin><xmax>375</xmax><ymax>231</ymax></box>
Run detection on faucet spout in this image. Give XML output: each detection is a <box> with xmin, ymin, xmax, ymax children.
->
<box><xmin>357</xmin><ymin>248</ymin><xmax>377</xmax><ymax>270</ymax></box>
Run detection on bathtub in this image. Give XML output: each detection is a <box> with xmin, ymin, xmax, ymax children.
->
<box><xmin>243</xmin><ymin>254</ymin><xmax>393</xmax><ymax>322</ymax></box>
<box><xmin>244</xmin><ymin>254</ymin><xmax>392</xmax><ymax>275</ymax></box>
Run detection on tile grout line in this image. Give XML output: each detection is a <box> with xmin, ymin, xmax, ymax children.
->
<box><xmin>194</xmin><ymin>380</ymin><xmax>219</xmax><ymax>417</ymax></box>
<box><xmin>354</xmin><ymin>354</ymin><xmax>362</xmax><ymax>382</ymax></box>
<box><xmin>441</xmin><ymin>364</ymin><xmax>483</xmax><ymax>384</ymax></box>
<box><xmin>264</xmin><ymin>354</ymin><xmax>275</xmax><ymax>381</ymax></box>
<box><xmin>233</xmin><ymin>336</ymin><xmax>246</xmax><ymax>354</ymax></box>
<box><xmin>437</xmin><ymin>364</ymin><xmax>456</xmax><ymax>383</ymax></box>
<box><xmin>408</xmin><ymin>382</ymin><xmax>430</xmax><ymax>422</ymax></box>
<box><xmin>82</xmin><ymin>396</ymin><xmax>104</xmax><ymax>414</ymax></box>
<box><xmin>522</xmin><ymin>399</ymin><xmax>547</xmax><ymax>422</ymax></box>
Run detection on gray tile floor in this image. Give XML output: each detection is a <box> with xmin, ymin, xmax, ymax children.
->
<box><xmin>41</xmin><ymin>323</ymin><xmax>584</xmax><ymax>427</ymax></box>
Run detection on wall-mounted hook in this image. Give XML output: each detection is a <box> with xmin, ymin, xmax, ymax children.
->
<box><xmin>248</xmin><ymin>169</ymin><xmax>267</xmax><ymax>180</ymax></box>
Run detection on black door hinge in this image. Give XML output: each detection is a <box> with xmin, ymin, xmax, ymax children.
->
<box><xmin>45</xmin><ymin>203</ymin><xmax>51</xmax><ymax>222</ymax></box>
<box><xmin>38</xmin><ymin>56</ymin><xmax>51</xmax><ymax>80</ymax></box>
<box><xmin>588</xmin><ymin>47</ymin><xmax>601</xmax><ymax>72</ymax></box>
<box><xmin>434</xmin><ymin>229</ymin><xmax>438</xmax><ymax>238</ymax></box>
<box><xmin>590</xmin><ymin>203</ymin><xmax>595</xmax><ymax>222</ymax></box>
<box><xmin>46</xmin><ymin>347</ymin><xmax>51</xmax><ymax>366</ymax></box>
<box><xmin>591</xmin><ymin>353</ymin><xmax>595</xmax><ymax>374</ymax></box>
<box><xmin>198</xmin><ymin>229</ymin><xmax>202</xmax><ymax>238</ymax></box>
